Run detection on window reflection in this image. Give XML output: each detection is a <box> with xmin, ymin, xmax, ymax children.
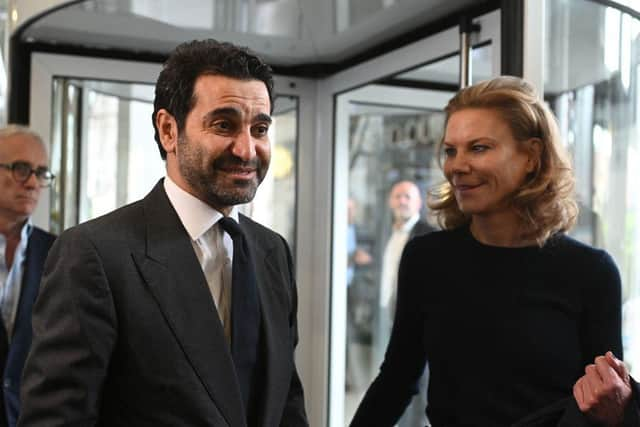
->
<box><xmin>544</xmin><ymin>0</ymin><xmax>640</xmax><ymax>376</ymax></box>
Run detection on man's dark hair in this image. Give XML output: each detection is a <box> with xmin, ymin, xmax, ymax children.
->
<box><xmin>152</xmin><ymin>39</ymin><xmax>274</xmax><ymax>159</ymax></box>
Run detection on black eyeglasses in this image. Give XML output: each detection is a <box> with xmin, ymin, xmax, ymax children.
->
<box><xmin>0</xmin><ymin>161</ymin><xmax>55</xmax><ymax>187</ymax></box>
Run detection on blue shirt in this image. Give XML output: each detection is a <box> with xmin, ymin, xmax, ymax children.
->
<box><xmin>347</xmin><ymin>223</ymin><xmax>356</xmax><ymax>287</ymax></box>
<box><xmin>0</xmin><ymin>220</ymin><xmax>32</xmax><ymax>341</ymax></box>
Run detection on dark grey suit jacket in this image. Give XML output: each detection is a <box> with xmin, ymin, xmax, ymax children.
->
<box><xmin>18</xmin><ymin>181</ymin><xmax>308</xmax><ymax>427</ymax></box>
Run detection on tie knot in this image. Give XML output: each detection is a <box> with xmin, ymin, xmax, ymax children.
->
<box><xmin>218</xmin><ymin>217</ymin><xmax>242</xmax><ymax>239</ymax></box>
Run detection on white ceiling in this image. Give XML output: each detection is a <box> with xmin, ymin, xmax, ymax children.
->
<box><xmin>20</xmin><ymin>0</ymin><xmax>481</xmax><ymax>65</ymax></box>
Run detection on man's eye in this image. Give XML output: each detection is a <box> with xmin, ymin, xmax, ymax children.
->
<box><xmin>213</xmin><ymin>120</ymin><xmax>233</xmax><ymax>131</ymax></box>
<box><xmin>13</xmin><ymin>162</ymin><xmax>31</xmax><ymax>173</ymax></box>
<box><xmin>35</xmin><ymin>166</ymin><xmax>51</xmax><ymax>176</ymax></box>
<box><xmin>253</xmin><ymin>125</ymin><xmax>269</xmax><ymax>136</ymax></box>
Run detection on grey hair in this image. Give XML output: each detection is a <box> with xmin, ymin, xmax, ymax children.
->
<box><xmin>0</xmin><ymin>124</ymin><xmax>46</xmax><ymax>150</ymax></box>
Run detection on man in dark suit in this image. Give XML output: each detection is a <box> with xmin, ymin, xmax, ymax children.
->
<box><xmin>378</xmin><ymin>180</ymin><xmax>433</xmax><ymax>427</ymax></box>
<box><xmin>18</xmin><ymin>39</ymin><xmax>308</xmax><ymax>427</ymax></box>
<box><xmin>0</xmin><ymin>126</ymin><xmax>55</xmax><ymax>427</ymax></box>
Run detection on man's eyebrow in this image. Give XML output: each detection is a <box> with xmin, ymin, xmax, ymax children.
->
<box><xmin>10</xmin><ymin>159</ymin><xmax>48</xmax><ymax>168</ymax></box>
<box><xmin>254</xmin><ymin>113</ymin><xmax>272</xmax><ymax>124</ymax></box>
<box><xmin>202</xmin><ymin>107</ymin><xmax>241</xmax><ymax>125</ymax></box>
<box><xmin>201</xmin><ymin>108</ymin><xmax>272</xmax><ymax>125</ymax></box>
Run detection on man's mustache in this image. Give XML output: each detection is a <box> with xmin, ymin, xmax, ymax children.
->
<box><xmin>211</xmin><ymin>154</ymin><xmax>263</xmax><ymax>170</ymax></box>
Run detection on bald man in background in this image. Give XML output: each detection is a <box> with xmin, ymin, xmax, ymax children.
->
<box><xmin>0</xmin><ymin>126</ymin><xmax>55</xmax><ymax>427</ymax></box>
<box><xmin>379</xmin><ymin>181</ymin><xmax>433</xmax><ymax>325</ymax></box>
<box><xmin>377</xmin><ymin>180</ymin><xmax>434</xmax><ymax>427</ymax></box>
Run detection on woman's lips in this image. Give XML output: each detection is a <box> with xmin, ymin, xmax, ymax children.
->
<box><xmin>455</xmin><ymin>183</ymin><xmax>483</xmax><ymax>193</ymax></box>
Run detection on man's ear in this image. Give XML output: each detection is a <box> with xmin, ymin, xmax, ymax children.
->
<box><xmin>156</xmin><ymin>109</ymin><xmax>179</xmax><ymax>155</ymax></box>
<box><xmin>526</xmin><ymin>138</ymin><xmax>543</xmax><ymax>174</ymax></box>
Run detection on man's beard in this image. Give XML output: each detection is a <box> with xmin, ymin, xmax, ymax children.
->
<box><xmin>393</xmin><ymin>208</ymin><xmax>413</xmax><ymax>223</ymax></box>
<box><xmin>177</xmin><ymin>136</ymin><xmax>268</xmax><ymax>209</ymax></box>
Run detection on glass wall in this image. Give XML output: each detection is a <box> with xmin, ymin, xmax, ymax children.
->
<box><xmin>544</xmin><ymin>0</ymin><xmax>640</xmax><ymax>375</ymax></box>
<box><xmin>49</xmin><ymin>78</ymin><xmax>298</xmax><ymax>249</ymax></box>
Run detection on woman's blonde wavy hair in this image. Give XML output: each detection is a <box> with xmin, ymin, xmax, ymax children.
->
<box><xmin>428</xmin><ymin>76</ymin><xmax>577</xmax><ymax>246</ymax></box>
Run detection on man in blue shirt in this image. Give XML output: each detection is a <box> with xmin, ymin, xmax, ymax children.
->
<box><xmin>0</xmin><ymin>125</ymin><xmax>55</xmax><ymax>427</ymax></box>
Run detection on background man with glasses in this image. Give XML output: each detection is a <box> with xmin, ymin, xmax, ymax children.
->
<box><xmin>0</xmin><ymin>125</ymin><xmax>55</xmax><ymax>427</ymax></box>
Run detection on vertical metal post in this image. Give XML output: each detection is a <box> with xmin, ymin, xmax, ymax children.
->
<box><xmin>460</xmin><ymin>16</ymin><xmax>480</xmax><ymax>89</ymax></box>
<box><xmin>59</xmin><ymin>79</ymin><xmax>69</xmax><ymax>231</ymax></box>
<box><xmin>459</xmin><ymin>16</ymin><xmax>472</xmax><ymax>88</ymax></box>
<box><xmin>459</xmin><ymin>16</ymin><xmax>480</xmax><ymax>89</ymax></box>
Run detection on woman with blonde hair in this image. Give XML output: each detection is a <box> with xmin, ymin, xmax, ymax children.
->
<box><xmin>351</xmin><ymin>76</ymin><xmax>639</xmax><ymax>426</ymax></box>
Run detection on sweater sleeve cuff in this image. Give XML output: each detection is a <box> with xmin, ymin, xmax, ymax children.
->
<box><xmin>621</xmin><ymin>376</ymin><xmax>640</xmax><ymax>426</ymax></box>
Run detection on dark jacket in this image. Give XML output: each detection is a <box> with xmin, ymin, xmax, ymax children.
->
<box><xmin>18</xmin><ymin>181</ymin><xmax>308</xmax><ymax>427</ymax></box>
<box><xmin>0</xmin><ymin>227</ymin><xmax>55</xmax><ymax>427</ymax></box>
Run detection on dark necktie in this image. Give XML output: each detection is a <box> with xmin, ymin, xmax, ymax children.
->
<box><xmin>217</xmin><ymin>217</ymin><xmax>261</xmax><ymax>418</ymax></box>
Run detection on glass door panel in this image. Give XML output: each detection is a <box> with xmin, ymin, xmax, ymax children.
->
<box><xmin>49</xmin><ymin>77</ymin><xmax>299</xmax><ymax>249</ymax></box>
<box><xmin>542</xmin><ymin>0</ymin><xmax>640</xmax><ymax>376</ymax></box>
<box><xmin>332</xmin><ymin>9</ymin><xmax>500</xmax><ymax>426</ymax></box>
<box><xmin>343</xmin><ymin>90</ymin><xmax>450</xmax><ymax>426</ymax></box>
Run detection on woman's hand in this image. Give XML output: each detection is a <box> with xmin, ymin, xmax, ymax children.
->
<box><xmin>573</xmin><ymin>351</ymin><xmax>632</xmax><ymax>427</ymax></box>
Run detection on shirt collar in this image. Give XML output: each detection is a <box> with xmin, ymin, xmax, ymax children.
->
<box><xmin>397</xmin><ymin>214</ymin><xmax>420</xmax><ymax>233</ymax></box>
<box><xmin>163</xmin><ymin>175</ymin><xmax>238</xmax><ymax>241</ymax></box>
<box><xmin>0</xmin><ymin>219</ymin><xmax>32</xmax><ymax>249</ymax></box>
<box><xmin>20</xmin><ymin>218</ymin><xmax>33</xmax><ymax>241</ymax></box>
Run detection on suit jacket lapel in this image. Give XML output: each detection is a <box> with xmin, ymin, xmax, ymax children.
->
<box><xmin>14</xmin><ymin>229</ymin><xmax>49</xmax><ymax>336</ymax></box>
<box><xmin>133</xmin><ymin>181</ymin><xmax>245</xmax><ymax>427</ymax></box>
<box><xmin>10</xmin><ymin>229</ymin><xmax>51</xmax><ymax>362</ymax></box>
<box><xmin>240</xmin><ymin>217</ymin><xmax>290</xmax><ymax>426</ymax></box>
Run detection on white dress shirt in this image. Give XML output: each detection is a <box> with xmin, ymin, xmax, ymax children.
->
<box><xmin>379</xmin><ymin>214</ymin><xmax>420</xmax><ymax>310</ymax></box>
<box><xmin>163</xmin><ymin>176</ymin><xmax>237</xmax><ymax>342</ymax></box>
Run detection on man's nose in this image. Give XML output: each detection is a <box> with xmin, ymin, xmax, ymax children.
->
<box><xmin>230</xmin><ymin>128</ymin><xmax>256</xmax><ymax>161</ymax></box>
<box><xmin>23</xmin><ymin>171</ymin><xmax>40</xmax><ymax>189</ymax></box>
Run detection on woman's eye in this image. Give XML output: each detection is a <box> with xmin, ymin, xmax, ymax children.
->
<box><xmin>443</xmin><ymin>147</ymin><xmax>456</xmax><ymax>157</ymax></box>
<box><xmin>472</xmin><ymin>144</ymin><xmax>488</xmax><ymax>152</ymax></box>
